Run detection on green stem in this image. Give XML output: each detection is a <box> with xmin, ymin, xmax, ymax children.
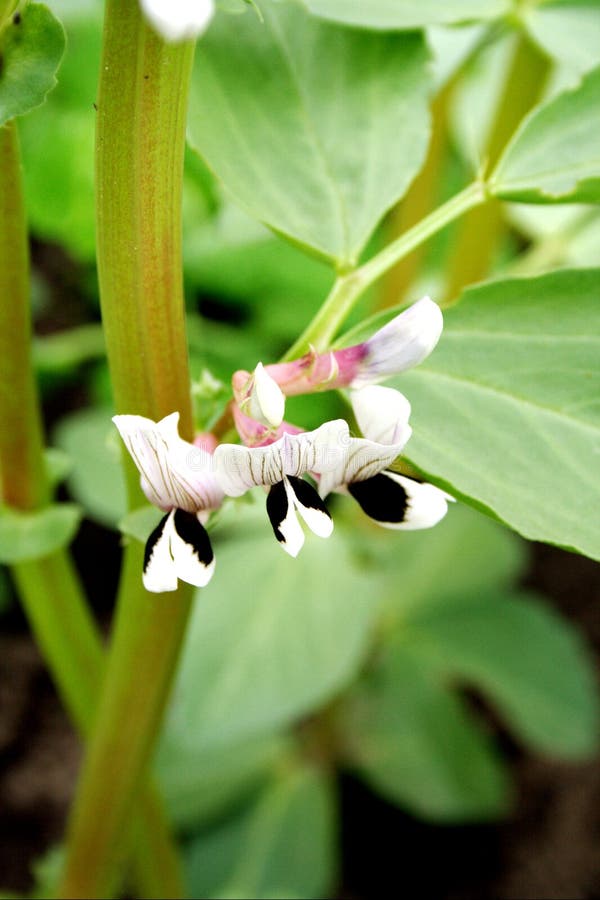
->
<box><xmin>11</xmin><ymin>555</ymin><xmax>104</xmax><ymax>726</ymax></box>
<box><xmin>443</xmin><ymin>30</ymin><xmax>551</xmax><ymax>302</ymax></box>
<box><xmin>0</xmin><ymin>0</ymin><xmax>16</xmax><ymax>32</ymax></box>
<box><xmin>359</xmin><ymin>182</ymin><xmax>487</xmax><ymax>296</ymax></box>
<box><xmin>59</xmin><ymin>2</ymin><xmax>196</xmax><ymax>896</ymax></box>
<box><xmin>13</xmin><ymin>558</ymin><xmax>184</xmax><ymax>900</ymax></box>
<box><xmin>0</xmin><ymin>123</ymin><xmax>48</xmax><ymax>510</ymax></box>
<box><xmin>0</xmin><ymin>123</ymin><xmax>183</xmax><ymax>898</ymax></box>
<box><xmin>283</xmin><ymin>181</ymin><xmax>486</xmax><ymax>359</ymax></box>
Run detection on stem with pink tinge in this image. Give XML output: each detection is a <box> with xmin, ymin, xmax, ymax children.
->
<box><xmin>59</xmin><ymin>1</ymin><xmax>196</xmax><ymax>895</ymax></box>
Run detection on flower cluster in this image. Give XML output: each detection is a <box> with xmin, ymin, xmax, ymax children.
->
<box><xmin>114</xmin><ymin>297</ymin><xmax>452</xmax><ymax>592</ymax></box>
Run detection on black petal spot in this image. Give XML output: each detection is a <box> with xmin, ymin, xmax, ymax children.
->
<box><xmin>348</xmin><ymin>472</ymin><xmax>409</xmax><ymax>524</ymax></box>
<box><xmin>172</xmin><ymin>509</ymin><xmax>214</xmax><ymax>566</ymax></box>
<box><xmin>287</xmin><ymin>475</ymin><xmax>331</xmax><ymax>520</ymax></box>
<box><xmin>143</xmin><ymin>513</ymin><xmax>171</xmax><ymax>575</ymax></box>
<box><xmin>266</xmin><ymin>480</ymin><xmax>288</xmax><ymax>544</ymax></box>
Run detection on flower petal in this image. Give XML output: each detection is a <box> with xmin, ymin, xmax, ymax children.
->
<box><xmin>169</xmin><ymin>509</ymin><xmax>215</xmax><ymax>587</ymax></box>
<box><xmin>351</xmin><ymin>385</ymin><xmax>412</xmax><ymax>448</ymax></box>
<box><xmin>139</xmin><ymin>0</ymin><xmax>215</xmax><ymax>42</ymax></box>
<box><xmin>266</xmin><ymin>480</ymin><xmax>305</xmax><ymax>558</ymax></box>
<box><xmin>113</xmin><ymin>412</ymin><xmax>223</xmax><ymax>513</ymax></box>
<box><xmin>286</xmin><ymin>476</ymin><xmax>333</xmax><ymax>539</ymax></box>
<box><xmin>351</xmin><ymin>296</ymin><xmax>443</xmax><ymax>388</ymax></box>
<box><xmin>233</xmin><ymin>402</ymin><xmax>304</xmax><ymax>448</ymax></box>
<box><xmin>214</xmin><ymin>419</ymin><xmax>349</xmax><ymax>497</ymax></box>
<box><xmin>245</xmin><ymin>362</ymin><xmax>286</xmax><ymax>429</ymax></box>
<box><xmin>348</xmin><ymin>471</ymin><xmax>449</xmax><ymax>530</ymax></box>
<box><xmin>317</xmin><ymin>437</ymin><xmax>401</xmax><ymax>500</ymax></box>
<box><xmin>143</xmin><ymin>511</ymin><xmax>178</xmax><ymax>593</ymax></box>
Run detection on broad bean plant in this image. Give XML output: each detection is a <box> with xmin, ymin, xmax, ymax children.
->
<box><xmin>0</xmin><ymin>0</ymin><xmax>599</xmax><ymax>897</ymax></box>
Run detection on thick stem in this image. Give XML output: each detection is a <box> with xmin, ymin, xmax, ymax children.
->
<box><xmin>0</xmin><ymin>123</ymin><xmax>183</xmax><ymax>897</ymax></box>
<box><xmin>283</xmin><ymin>181</ymin><xmax>486</xmax><ymax>359</ymax></box>
<box><xmin>94</xmin><ymin>5</ymin><xmax>194</xmax><ymax>436</ymax></box>
<box><xmin>443</xmin><ymin>31</ymin><xmax>551</xmax><ymax>302</ymax></box>
<box><xmin>0</xmin><ymin>123</ymin><xmax>48</xmax><ymax>510</ymax></box>
<box><xmin>59</xmin><ymin>2</ymin><xmax>196</xmax><ymax>896</ymax></box>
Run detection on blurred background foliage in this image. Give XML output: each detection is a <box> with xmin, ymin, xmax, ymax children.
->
<box><xmin>2</xmin><ymin>0</ymin><xmax>600</xmax><ymax>897</ymax></box>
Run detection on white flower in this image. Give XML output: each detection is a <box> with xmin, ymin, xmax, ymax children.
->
<box><xmin>141</xmin><ymin>508</ymin><xmax>215</xmax><ymax>592</ymax></box>
<box><xmin>316</xmin><ymin>402</ymin><xmax>409</xmax><ymax>502</ymax></box>
<box><xmin>351</xmin><ymin>384</ymin><xmax>412</xmax><ymax>447</ymax></box>
<box><xmin>113</xmin><ymin>412</ymin><xmax>223</xmax><ymax>592</ymax></box>
<box><xmin>351</xmin><ymin>296</ymin><xmax>443</xmax><ymax>388</ymax></box>
<box><xmin>317</xmin><ymin>386</ymin><xmax>450</xmax><ymax>531</ymax></box>
<box><xmin>213</xmin><ymin>421</ymin><xmax>342</xmax><ymax>557</ymax></box>
<box><xmin>344</xmin><ymin>471</ymin><xmax>450</xmax><ymax>531</ymax></box>
<box><xmin>139</xmin><ymin>0</ymin><xmax>215</xmax><ymax>43</ymax></box>
<box><xmin>243</xmin><ymin>362</ymin><xmax>286</xmax><ymax>429</ymax></box>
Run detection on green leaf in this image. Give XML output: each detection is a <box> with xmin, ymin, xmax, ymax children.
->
<box><xmin>405</xmin><ymin>592</ymin><xmax>600</xmax><ymax>757</ymax></box>
<box><xmin>33</xmin><ymin>324</ymin><xmax>105</xmax><ymax>377</ymax></box>
<box><xmin>302</xmin><ymin>0</ymin><xmax>508</xmax><ymax>29</ymax></box>
<box><xmin>350</xmin><ymin>503</ymin><xmax>526</xmax><ymax>621</ymax></box>
<box><xmin>490</xmin><ymin>66</ymin><xmax>600</xmax><ymax>203</ymax></box>
<box><xmin>523</xmin><ymin>0</ymin><xmax>600</xmax><ymax>77</ymax></box>
<box><xmin>18</xmin><ymin>11</ymin><xmax>101</xmax><ymax>259</ymax></box>
<box><xmin>185</xmin><ymin>765</ymin><xmax>336</xmax><ymax>899</ymax></box>
<box><xmin>188</xmin><ymin>2</ymin><xmax>431</xmax><ymax>265</ymax></box>
<box><xmin>448</xmin><ymin>33</ymin><xmax>514</xmax><ymax>168</ymax></box>
<box><xmin>392</xmin><ymin>269</ymin><xmax>600</xmax><ymax>560</ymax></box>
<box><xmin>53</xmin><ymin>407</ymin><xmax>126</xmax><ymax>528</ymax></box>
<box><xmin>156</xmin><ymin>731</ymin><xmax>291</xmax><ymax>831</ymax></box>
<box><xmin>119</xmin><ymin>505</ymin><xmax>162</xmax><ymax>544</ymax></box>
<box><xmin>0</xmin><ymin>502</ymin><xmax>81</xmax><ymax>563</ymax></box>
<box><xmin>168</xmin><ymin>505</ymin><xmax>378</xmax><ymax>752</ymax></box>
<box><xmin>340</xmin><ymin>649</ymin><xmax>510</xmax><ymax>821</ymax></box>
<box><xmin>427</xmin><ymin>22</ymin><xmax>487</xmax><ymax>91</ymax></box>
<box><xmin>184</xmin><ymin>202</ymin><xmax>333</xmax><ymax>316</ymax></box>
<box><xmin>0</xmin><ymin>3</ymin><xmax>65</xmax><ymax>126</ymax></box>
<box><xmin>30</xmin><ymin>845</ymin><xmax>64</xmax><ymax>900</ymax></box>
<box><xmin>45</xmin><ymin>447</ymin><xmax>72</xmax><ymax>489</ymax></box>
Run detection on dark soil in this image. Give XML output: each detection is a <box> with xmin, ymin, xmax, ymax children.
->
<box><xmin>0</xmin><ymin>537</ymin><xmax>598</xmax><ymax>899</ymax></box>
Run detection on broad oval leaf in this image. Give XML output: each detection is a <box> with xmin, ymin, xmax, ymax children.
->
<box><xmin>523</xmin><ymin>0</ymin><xmax>600</xmax><ymax>78</ymax></box>
<box><xmin>167</xmin><ymin>506</ymin><xmax>378</xmax><ymax>752</ymax></box>
<box><xmin>351</xmin><ymin>503</ymin><xmax>526</xmax><ymax>621</ymax></box>
<box><xmin>188</xmin><ymin>1</ymin><xmax>431</xmax><ymax>265</ymax></box>
<box><xmin>0</xmin><ymin>3</ymin><xmax>65</xmax><ymax>126</ymax></box>
<box><xmin>490</xmin><ymin>66</ymin><xmax>600</xmax><ymax>203</ymax></box>
<box><xmin>302</xmin><ymin>0</ymin><xmax>508</xmax><ymax>30</ymax></box>
<box><xmin>339</xmin><ymin>649</ymin><xmax>510</xmax><ymax>821</ymax></box>
<box><xmin>391</xmin><ymin>269</ymin><xmax>600</xmax><ymax>561</ymax></box>
<box><xmin>185</xmin><ymin>766</ymin><xmax>336</xmax><ymax>899</ymax></box>
<box><xmin>405</xmin><ymin>592</ymin><xmax>599</xmax><ymax>757</ymax></box>
<box><xmin>53</xmin><ymin>406</ymin><xmax>127</xmax><ymax>528</ymax></box>
<box><xmin>0</xmin><ymin>502</ymin><xmax>81</xmax><ymax>564</ymax></box>
<box><xmin>156</xmin><ymin>731</ymin><xmax>291</xmax><ymax>831</ymax></box>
